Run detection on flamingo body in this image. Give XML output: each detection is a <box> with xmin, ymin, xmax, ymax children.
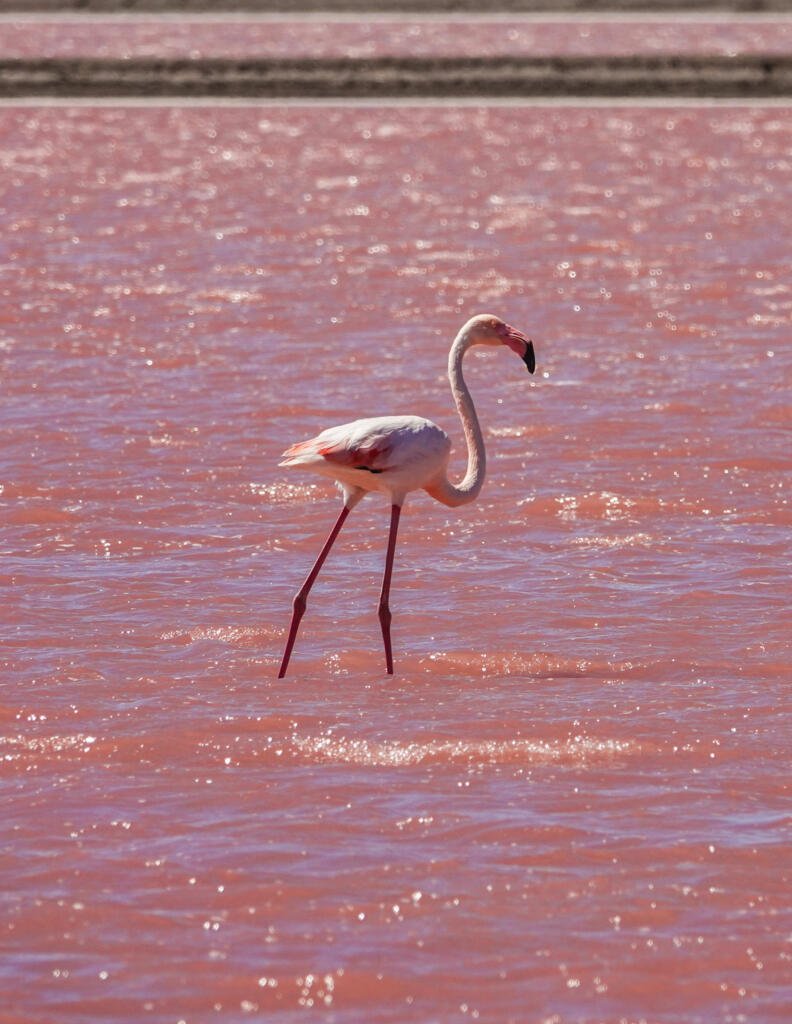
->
<box><xmin>280</xmin><ymin>414</ymin><xmax>452</xmax><ymax>503</ymax></box>
<box><xmin>277</xmin><ymin>314</ymin><xmax>536</xmax><ymax>678</ymax></box>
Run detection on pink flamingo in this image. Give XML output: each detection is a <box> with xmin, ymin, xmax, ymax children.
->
<box><xmin>277</xmin><ymin>314</ymin><xmax>535</xmax><ymax>677</ymax></box>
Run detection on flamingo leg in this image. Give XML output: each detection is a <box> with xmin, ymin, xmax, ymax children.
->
<box><xmin>378</xmin><ymin>503</ymin><xmax>402</xmax><ymax>675</ymax></box>
<box><xmin>278</xmin><ymin>503</ymin><xmax>352</xmax><ymax>679</ymax></box>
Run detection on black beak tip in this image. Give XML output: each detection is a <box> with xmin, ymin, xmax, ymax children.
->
<box><xmin>523</xmin><ymin>340</ymin><xmax>536</xmax><ymax>374</ymax></box>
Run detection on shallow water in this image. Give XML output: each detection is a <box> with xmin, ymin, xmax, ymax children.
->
<box><xmin>4</xmin><ymin>16</ymin><xmax>792</xmax><ymax>59</ymax></box>
<box><xmin>1</xmin><ymin>103</ymin><xmax>790</xmax><ymax>1023</ymax></box>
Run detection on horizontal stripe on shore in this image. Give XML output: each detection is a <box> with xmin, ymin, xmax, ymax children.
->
<box><xmin>1</xmin><ymin>55</ymin><xmax>791</xmax><ymax>97</ymax></box>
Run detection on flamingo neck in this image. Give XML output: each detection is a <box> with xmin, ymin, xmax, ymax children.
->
<box><xmin>427</xmin><ymin>328</ymin><xmax>486</xmax><ymax>508</ymax></box>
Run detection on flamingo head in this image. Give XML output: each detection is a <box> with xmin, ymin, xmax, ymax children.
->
<box><xmin>465</xmin><ymin>314</ymin><xmax>536</xmax><ymax>374</ymax></box>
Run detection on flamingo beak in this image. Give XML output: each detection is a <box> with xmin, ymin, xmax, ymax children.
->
<box><xmin>503</xmin><ymin>325</ymin><xmax>536</xmax><ymax>374</ymax></box>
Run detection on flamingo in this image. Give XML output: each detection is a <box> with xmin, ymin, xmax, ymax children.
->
<box><xmin>277</xmin><ymin>313</ymin><xmax>535</xmax><ymax>678</ymax></box>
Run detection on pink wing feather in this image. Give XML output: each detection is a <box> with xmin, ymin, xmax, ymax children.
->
<box><xmin>280</xmin><ymin>423</ymin><xmax>394</xmax><ymax>472</ymax></box>
<box><xmin>318</xmin><ymin>436</ymin><xmax>392</xmax><ymax>471</ymax></box>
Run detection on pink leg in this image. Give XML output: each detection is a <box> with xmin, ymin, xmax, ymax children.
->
<box><xmin>278</xmin><ymin>503</ymin><xmax>352</xmax><ymax>679</ymax></box>
<box><xmin>378</xmin><ymin>504</ymin><xmax>402</xmax><ymax>675</ymax></box>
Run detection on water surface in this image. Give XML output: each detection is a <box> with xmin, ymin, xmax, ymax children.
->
<box><xmin>1</xmin><ymin>102</ymin><xmax>790</xmax><ymax>1023</ymax></box>
<box><xmin>3</xmin><ymin>16</ymin><xmax>792</xmax><ymax>59</ymax></box>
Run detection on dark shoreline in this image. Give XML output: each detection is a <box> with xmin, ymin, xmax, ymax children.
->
<box><xmin>1</xmin><ymin>55</ymin><xmax>791</xmax><ymax>98</ymax></box>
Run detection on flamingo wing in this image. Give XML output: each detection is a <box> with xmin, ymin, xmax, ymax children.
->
<box><xmin>318</xmin><ymin>431</ymin><xmax>393</xmax><ymax>474</ymax></box>
<box><xmin>280</xmin><ymin>420</ymin><xmax>394</xmax><ymax>474</ymax></box>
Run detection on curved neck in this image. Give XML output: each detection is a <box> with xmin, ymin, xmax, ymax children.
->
<box><xmin>427</xmin><ymin>329</ymin><xmax>486</xmax><ymax>508</ymax></box>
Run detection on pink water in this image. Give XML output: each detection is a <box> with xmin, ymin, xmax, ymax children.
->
<box><xmin>3</xmin><ymin>17</ymin><xmax>792</xmax><ymax>59</ymax></box>
<box><xmin>1</xmin><ymin>103</ymin><xmax>790</xmax><ymax>1022</ymax></box>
